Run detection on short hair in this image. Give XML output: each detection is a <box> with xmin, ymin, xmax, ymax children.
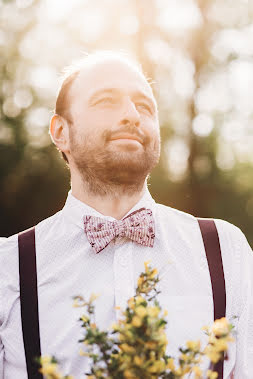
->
<box><xmin>54</xmin><ymin>49</ymin><xmax>153</xmax><ymax>163</ymax></box>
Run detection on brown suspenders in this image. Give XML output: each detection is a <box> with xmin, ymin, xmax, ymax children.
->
<box><xmin>18</xmin><ymin>219</ymin><xmax>226</xmax><ymax>379</ymax></box>
<box><xmin>18</xmin><ymin>227</ymin><xmax>43</xmax><ymax>379</ymax></box>
<box><xmin>197</xmin><ymin>218</ymin><xmax>226</xmax><ymax>378</ymax></box>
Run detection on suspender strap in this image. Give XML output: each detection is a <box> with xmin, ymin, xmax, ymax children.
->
<box><xmin>18</xmin><ymin>227</ymin><xmax>43</xmax><ymax>379</ymax></box>
<box><xmin>17</xmin><ymin>220</ymin><xmax>226</xmax><ymax>378</ymax></box>
<box><xmin>197</xmin><ymin>218</ymin><xmax>226</xmax><ymax>379</ymax></box>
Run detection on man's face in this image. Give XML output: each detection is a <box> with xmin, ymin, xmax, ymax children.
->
<box><xmin>67</xmin><ymin>58</ymin><xmax>161</xmax><ymax>190</ymax></box>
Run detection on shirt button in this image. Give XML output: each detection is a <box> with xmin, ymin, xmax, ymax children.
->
<box><xmin>119</xmin><ymin>255</ymin><xmax>127</xmax><ymax>266</ymax></box>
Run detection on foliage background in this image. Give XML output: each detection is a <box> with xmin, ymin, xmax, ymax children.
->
<box><xmin>0</xmin><ymin>0</ymin><xmax>253</xmax><ymax>247</ymax></box>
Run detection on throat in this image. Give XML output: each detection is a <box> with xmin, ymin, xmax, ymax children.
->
<box><xmin>71</xmin><ymin>174</ymin><xmax>147</xmax><ymax>220</ymax></box>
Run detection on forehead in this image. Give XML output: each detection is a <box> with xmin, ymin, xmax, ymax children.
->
<box><xmin>70</xmin><ymin>58</ymin><xmax>155</xmax><ymax>102</ymax></box>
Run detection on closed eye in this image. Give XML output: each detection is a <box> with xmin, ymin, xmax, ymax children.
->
<box><xmin>137</xmin><ymin>103</ymin><xmax>152</xmax><ymax>112</ymax></box>
<box><xmin>96</xmin><ymin>97</ymin><xmax>153</xmax><ymax>113</ymax></box>
<box><xmin>97</xmin><ymin>97</ymin><xmax>117</xmax><ymax>103</ymax></box>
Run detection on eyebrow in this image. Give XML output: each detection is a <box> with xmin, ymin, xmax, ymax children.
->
<box><xmin>88</xmin><ymin>87</ymin><xmax>156</xmax><ymax>110</ymax></box>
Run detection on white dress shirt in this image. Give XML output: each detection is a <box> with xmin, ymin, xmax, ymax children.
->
<box><xmin>0</xmin><ymin>187</ymin><xmax>252</xmax><ymax>379</ymax></box>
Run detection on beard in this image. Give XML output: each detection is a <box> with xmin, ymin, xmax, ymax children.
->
<box><xmin>69</xmin><ymin>125</ymin><xmax>160</xmax><ymax>196</ymax></box>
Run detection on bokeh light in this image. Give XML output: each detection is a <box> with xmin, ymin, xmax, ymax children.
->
<box><xmin>0</xmin><ymin>0</ymin><xmax>253</xmax><ymax>243</ymax></box>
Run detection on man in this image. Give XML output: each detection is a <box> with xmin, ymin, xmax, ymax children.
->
<box><xmin>0</xmin><ymin>50</ymin><xmax>252</xmax><ymax>378</ymax></box>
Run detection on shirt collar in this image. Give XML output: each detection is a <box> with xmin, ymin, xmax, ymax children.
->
<box><xmin>62</xmin><ymin>186</ymin><xmax>156</xmax><ymax>229</ymax></box>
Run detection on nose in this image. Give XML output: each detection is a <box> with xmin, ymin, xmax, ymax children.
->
<box><xmin>120</xmin><ymin>97</ymin><xmax>140</xmax><ymax>128</ymax></box>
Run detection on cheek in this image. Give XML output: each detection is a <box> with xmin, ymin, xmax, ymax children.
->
<box><xmin>87</xmin><ymin>109</ymin><xmax>119</xmax><ymax>135</ymax></box>
<box><xmin>143</xmin><ymin>118</ymin><xmax>159</xmax><ymax>136</ymax></box>
<box><xmin>146</xmin><ymin>122</ymin><xmax>160</xmax><ymax>149</ymax></box>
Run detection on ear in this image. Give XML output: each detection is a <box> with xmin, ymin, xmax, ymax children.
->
<box><xmin>49</xmin><ymin>114</ymin><xmax>70</xmax><ymax>157</ymax></box>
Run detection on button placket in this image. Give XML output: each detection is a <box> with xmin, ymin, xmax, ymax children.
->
<box><xmin>119</xmin><ymin>254</ymin><xmax>128</xmax><ymax>266</ymax></box>
<box><xmin>114</xmin><ymin>244</ymin><xmax>134</xmax><ymax>317</ymax></box>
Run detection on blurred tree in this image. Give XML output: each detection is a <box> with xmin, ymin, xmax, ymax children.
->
<box><xmin>0</xmin><ymin>0</ymin><xmax>69</xmax><ymax>236</ymax></box>
<box><xmin>0</xmin><ymin>0</ymin><xmax>252</xmax><ymax>247</ymax></box>
<box><xmin>132</xmin><ymin>0</ymin><xmax>253</xmax><ymax>246</ymax></box>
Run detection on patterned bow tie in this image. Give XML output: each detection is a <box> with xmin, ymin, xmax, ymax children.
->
<box><xmin>83</xmin><ymin>207</ymin><xmax>155</xmax><ymax>253</ymax></box>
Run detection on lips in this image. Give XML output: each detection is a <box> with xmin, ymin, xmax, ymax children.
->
<box><xmin>110</xmin><ymin>134</ymin><xmax>143</xmax><ymax>144</ymax></box>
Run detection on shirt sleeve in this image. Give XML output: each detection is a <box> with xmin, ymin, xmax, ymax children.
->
<box><xmin>232</xmin><ymin>227</ymin><xmax>253</xmax><ymax>378</ymax></box>
<box><xmin>0</xmin><ymin>337</ymin><xmax>3</xmax><ymax>379</ymax></box>
<box><xmin>0</xmin><ymin>283</ymin><xmax>4</xmax><ymax>379</ymax></box>
<box><xmin>0</xmin><ymin>235</ymin><xmax>18</xmax><ymax>379</ymax></box>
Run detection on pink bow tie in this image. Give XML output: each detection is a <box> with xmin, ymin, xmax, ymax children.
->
<box><xmin>83</xmin><ymin>208</ymin><xmax>155</xmax><ymax>253</ymax></box>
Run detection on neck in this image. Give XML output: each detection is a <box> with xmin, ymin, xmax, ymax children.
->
<box><xmin>71</xmin><ymin>172</ymin><xmax>147</xmax><ymax>220</ymax></box>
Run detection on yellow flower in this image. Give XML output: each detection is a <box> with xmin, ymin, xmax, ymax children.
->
<box><xmin>90</xmin><ymin>323</ymin><xmax>96</xmax><ymax>329</ymax></box>
<box><xmin>119</xmin><ymin>344</ymin><xmax>135</xmax><ymax>354</ymax></box>
<box><xmin>135</xmin><ymin>306</ymin><xmax>147</xmax><ymax>318</ymax></box>
<box><xmin>150</xmin><ymin>268</ymin><xmax>158</xmax><ymax>278</ymax></box>
<box><xmin>180</xmin><ymin>353</ymin><xmax>189</xmax><ymax>362</ymax></box>
<box><xmin>118</xmin><ymin>332</ymin><xmax>126</xmax><ymax>342</ymax></box>
<box><xmin>135</xmin><ymin>295</ymin><xmax>145</xmax><ymax>305</ymax></box>
<box><xmin>79</xmin><ymin>348</ymin><xmax>89</xmax><ymax>357</ymax></box>
<box><xmin>192</xmin><ymin>366</ymin><xmax>202</xmax><ymax>378</ymax></box>
<box><xmin>144</xmin><ymin>260</ymin><xmax>151</xmax><ymax>270</ymax></box>
<box><xmin>40</xmin><ymin>355</ymin><xmax>52</xmax><ymax>365</ymax></box>
<box><xmin>132</xmin><ymin>315</ymin><xmax>142</xmax><ymax>327</ymax></box>
<box><xmin>89</xmin><ymin>293</ymin><xmax>100</xmax><ymax>302</ymax></box>
<box><xmin>207</xmin><ymin>370</ymin><xmax>218</xmax><ymax>379</ymax></box>
<box><xmin>133</xmin><ymin>356</ymin><xmax>143</xmax><ymax>366</ymax></box>
<box><xmin>147</xmin><ymin>360</ymin><xmax>165</xmax><ymax>373</ymax></box>
<box><xmin>123</xmin><ymin>369</ymin><xmax>136</xmax><ymax>378</ymax></box>
<box><xmin>208</xmin><ymin>335</ymin><xmax>217</xmax><ymax>344</ymax></box>
<box><xmin>147</xmin><ymin>306</ymin><xmax>160</xmax><ymax>318</ymax></box>
<box><xmin>186</xmin><ymin>340</ymin><xmax>201</xmax><ymax>352</ymax></box>
<box><xmin>137</xmin><ymin>276</ymin><xmax>144</xmax><ymax>286</ymax></box>
<box><xmin>201</xmin><ymin>325</ymin><xmax>210</xmax><ymax>334</ymax></box>
<box><xmin>212</xmin><ymin>317</ymin><xmax>230</xmax><ymax>337</ymax></box>
<box><xmin>163</xmin><ymin>309</ymin><xmax>168</xmax><ymax>316</ymax></box>
<box><xmin>166</xmin><ymin>358</ymin><xmax>175</xmax><ymax>371</ymax></box>
<box><xmin>94</xmin><ymin>369</ymin><xmax>103</xmax><ymax>377</ymax></box>
<box><xmin>40</xmin><ymin>363</ymin><xmax>61</xmax><ymax>376</ymax></box>
<box><xmin>159</xmin><ymin>333</ymin><xmax>168</xmax><ymax>345</ymax></box>
<box><xmin>80</xmin><ymin>315</ymin><xmax>89</xmax><ymax>323</ymax></box>
<box><xmin>214</xmin><ymin>339</ymin><xmax>228</xmax><ymax>352</ymax></box>
<box><xmin>205</xmin><ymin>347</ymin><xmax>220</xmax><ymax>363</ymax></box>
<box><xmin>125</xmin><ymin>330</ymin><xmax>134</xmax><ymax>340</ymax></box>
<box><xmin>182</xmin><ymin>366</ymin><xmax>191</xmax><ymax>375</ymax></box>
<box><xmin>145</xmin><ymin>341</ymin><xmax>157</xmax><ymax>349</ymax></box>
<box><xmin>127</xmin><ymin>297</ymin><xmax>135</xmax><ymax>309</ymax></box>
<box><xmin>175</xmin><ymin>368</ymin><xmax>183</xmax><ymax>376</ymax></box>
<box><xmin>111</xmin><ymin>322</ymin><xmax>119</xmax><ymax>330</ymax></box>
<box><xmin>149</xmin><ymin>350</ymin><xmax>156</xmax><ymax>359</ymax></box>
<box><xmin>72</xmin><ymin>298</ymin><xmax>81</xmax><ymax>308</ymax></box>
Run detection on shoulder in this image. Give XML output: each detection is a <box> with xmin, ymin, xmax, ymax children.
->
<box><xmin>214</xmin><ymin>217</ymin><xmax>243</xmax><ymax>235</ymax></box>
<box><xmin>155</xmin><ymin>202</ymin><xmax>252</xmax><ymax>254</ymax></box>
<box><xmin>213</xmin><ymin>218</ymin><xmax>252</xmax><ymax>255</ymax></box>
<box><xmin>0</xmin><ymin>210</ymin><xmax>63</xmax><ymax>262</ymax></box>
<box><xmin>0</xmin><ymin>233</ymin><xmax>20</xmax><ymax>322</ymax></box>
<box><xmin>34</xmin><ymin>209</ymin><xmax>62</xmax><ymax>237</ymax></box>
<box><xmin>0</xmin><ymin>233</ymin><xmax>19</xmax><ymax>261</ymax></box>
<box><xmin>156</xmin><ymin>201</ymin><xmax>247</xmax><ymax>235</ymax></box>
<box><xmin>155</xmin><ymin>202</ymin><xmax>196</xmax><ymax>226</ymax></box>
<box><xmin>154</xmin><ymin>203</ymin><xmax>199</xmax><ymax>240</ymax></box>
<box><xmin>0</xmin><ymin>210</ymin><xmax>64</xmax><ymax>321</ymax></box>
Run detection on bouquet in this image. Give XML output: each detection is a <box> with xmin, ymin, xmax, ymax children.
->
<box><xmin>39</xmin><ymin>261</ymin><xmax>234</xmax><ymax>378</ymax></box>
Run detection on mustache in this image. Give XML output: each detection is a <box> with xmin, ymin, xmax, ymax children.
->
<box><xmin>103</xmin><ymin>126</ymin><xmax>150</xmax><ymax>145</ymax></box>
